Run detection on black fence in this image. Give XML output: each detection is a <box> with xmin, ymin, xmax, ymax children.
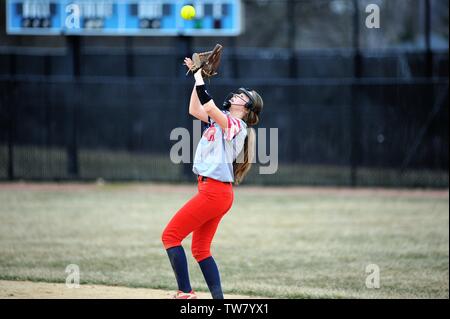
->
<box><xmin>0</xmin><ymin>47</ymin><xmax>448</xmax><ymax>187</ymax></box>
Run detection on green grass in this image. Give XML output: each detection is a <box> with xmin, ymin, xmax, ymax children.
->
<box><xmin>0</xmin><ymin>183</ymin><xmax>448</xmax><ymax>298</ymax></box>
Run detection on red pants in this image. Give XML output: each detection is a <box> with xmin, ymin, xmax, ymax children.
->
<box><xmin>161</xmin><ymin>176</ymin><xmax>234</xmax><ymax>262</ymax></box>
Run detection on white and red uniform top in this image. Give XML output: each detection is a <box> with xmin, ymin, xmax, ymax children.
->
<box><xmin>193</xmin><ymin>111</ymin><xmax>248</xmax><ymax>183</ymax></box>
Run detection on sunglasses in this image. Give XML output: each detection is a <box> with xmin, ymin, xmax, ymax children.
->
<box><xmin>223</xmin><ymin>88</ymin><xmax>255</xmax><ymax>111</ymax></box>
<box><xmin>231</xmin><ymin>93</ymin><xmax>249</xmax><ymax>104</ymax></box>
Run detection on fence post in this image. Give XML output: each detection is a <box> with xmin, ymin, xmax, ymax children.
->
<box><xmin>176</xmin><ymin>35</ymin><xmax>193</xmax><ymax>182</ymax></box>
<box><xmin>6</xmin><ymin>88</ymin><xmax>14</xmax><ymax>181</ymax></box>
<box><xmin>7</xmin><ymin>53</ymin><xmax>16</xmax><ymax>181</ymax></box>
<box><xmin>125</xmin><ymin>37</ymin><xmax>135</xmax><ymax>153</ymax></box>
<box><xmin>424</xmin><ymin>0</ymin><xmax>433</xmax><ymax>78</ymax></box>
<box><xmin>126</xmin><ymin>37</ymin><xmax>134</xmax><ymax>78</ymax></box>
<box><xmin>230</xmin><ymin>37</ymin><xmax>239</xmax><ymax>79</ymax></box>
<box><xmin>287</xmin><ymin>0</ymin><xmax>298</xmax><ymax>78</ymax></box>
<box><xmin>66</xmin><ymin>36</ymin><xmax>80</xmax><ymax>178</ymax></box>
<box><xmin>350</xmin><ymin>0</ymin><xmax>363</xmax><ymax>187</ymax></box>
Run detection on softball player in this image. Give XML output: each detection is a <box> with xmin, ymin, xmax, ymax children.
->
<box><xmin>161</xmin><ymin>57</ymin><xmax>263</xmax><ymax>299</ymax></box>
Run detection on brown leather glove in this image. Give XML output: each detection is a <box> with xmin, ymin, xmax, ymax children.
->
<box><xmin>188</xmin><ymin>44</ymin><xmax>223</xmax><ymax>78</ymax></box>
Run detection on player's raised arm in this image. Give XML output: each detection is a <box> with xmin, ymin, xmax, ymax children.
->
<box><xmin>193</xmin><ymin>69</ymin><xmax>228</xmax><ymax>130</ymax></box>
<box><xmin>188</xmin><ymin>86</ymin><xmax>209</xmax><ymax>123</ymax></box>
<box><xmin>184</xmin><ymin>57</ymin><xmax>209</xmax><ymax>123</ymax></box>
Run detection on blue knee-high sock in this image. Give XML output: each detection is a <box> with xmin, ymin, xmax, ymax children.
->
<box><xmin>199</xmin><ymin>256</ymin><xmax>224</xmax><ymax>299</ymax></box>
<box><xmin>166</xmin><ymin>246</ymin><xmax>192</xmax><ymax>293</ymax></box>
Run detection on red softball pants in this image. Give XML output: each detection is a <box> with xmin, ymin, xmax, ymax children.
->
<box><xmin>161</xmin><ymin>176</ymin><xmax>234</xmax><ymax>262</ymax></box>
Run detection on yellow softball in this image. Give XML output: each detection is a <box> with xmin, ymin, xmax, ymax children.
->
<box><xmin>181</xmin><ymin>5</ymin><xmax>196</xmax><ymax>20</ymax></box>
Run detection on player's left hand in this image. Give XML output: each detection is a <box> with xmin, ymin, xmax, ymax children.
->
<box><xmin>185</xmin><ymin>44</ymin><xmax>223</xmax><ymax>79</ymax></box>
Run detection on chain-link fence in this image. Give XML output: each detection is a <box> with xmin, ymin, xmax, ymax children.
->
<box><xmin>0</xmin><ymin>49</ymin><xmax>448</xmax><ymax>187</ymax></box>
<box><xmin>0</xmin><ymin>0</ymin><xmax>448</xmax><ymax>187</ymax></box>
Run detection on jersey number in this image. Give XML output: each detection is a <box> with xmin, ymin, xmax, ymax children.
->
<box><xmin>203</xmin><ymin>126</ymin><xmax>216</xmax><ymax>142</ymax></box>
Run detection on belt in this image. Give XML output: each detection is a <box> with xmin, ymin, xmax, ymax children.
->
<box><xmin>198</xmin><ymin>175</ymin><xmax>232</xmax><ymax>185</ymax></box>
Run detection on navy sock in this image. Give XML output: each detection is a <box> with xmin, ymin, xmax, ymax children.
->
<box><xmin>199</xmin><ymin>256</ymin><xmax>224</xmax><ymax>299</ymax></box>
<box><xmin>166</xmin><ymin>246</ymin><xmax>192</xmax><ymax>293</ymax></box>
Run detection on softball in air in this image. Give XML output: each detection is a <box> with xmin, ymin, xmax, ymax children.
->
<box><xmin>181</xmin><ymin>5</ymin><xmax>196</xmax><ymax>20</ymax></box>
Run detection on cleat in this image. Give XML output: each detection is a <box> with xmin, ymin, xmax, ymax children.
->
<box><xmin>172</xmin><ymin>290</ymin><xmax>198</xmax><ymax>299</ymax></box>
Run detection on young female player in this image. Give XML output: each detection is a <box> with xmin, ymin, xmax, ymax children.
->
<box><xmin>161</xmin><ymin>57</ymin><xmax>263</xmax><ymax>299</ymax></box>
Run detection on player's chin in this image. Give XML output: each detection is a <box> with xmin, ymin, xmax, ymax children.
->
<box><xmin>230</xmin><ymin>104</ymin><xmax>243</xmax><ymax>111</ymax></box>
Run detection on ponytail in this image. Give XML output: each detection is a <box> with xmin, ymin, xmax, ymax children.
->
<box><xmin>232</xmin><ymin>89</ymin><xmax>263</xmax><ymax>185</ymax></box>
<box><xmin>233</xmin><ymin>127</ymin><xmax>256</xmax><ymax>185</ymax></box>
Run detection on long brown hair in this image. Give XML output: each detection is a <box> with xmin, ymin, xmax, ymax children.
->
<box><xmin>233</xmin><ymin>90</ymin><xmax>263</xmax><ymax>185</ymax></box>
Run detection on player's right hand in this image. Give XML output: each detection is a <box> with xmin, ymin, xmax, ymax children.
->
<box><xmin>184</xmin><ymin>57</ymin><xmax>195</xmax><ymax>71</ymax></box>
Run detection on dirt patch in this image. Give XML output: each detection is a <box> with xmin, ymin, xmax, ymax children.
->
<box><xmin>0</xmin><ymin>280</ymin><xmax>264</xmax><ymax>299</ymax></box>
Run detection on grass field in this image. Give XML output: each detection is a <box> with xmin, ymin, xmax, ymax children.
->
<box><xmin>0</xmin><ymin>182</ymin><xmax>448</xmax><ymax>299</ymax></box>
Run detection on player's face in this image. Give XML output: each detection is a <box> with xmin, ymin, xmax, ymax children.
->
<box><xmin>230</xmin><ymin>93</ymin><xmax>249</xmax><ymax>107</ymax></box>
